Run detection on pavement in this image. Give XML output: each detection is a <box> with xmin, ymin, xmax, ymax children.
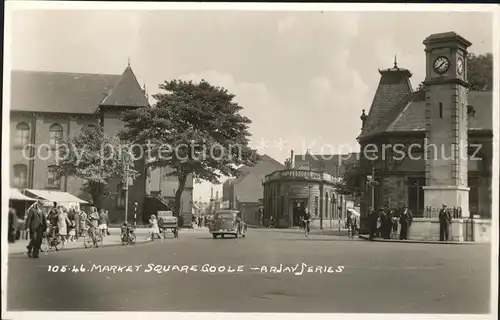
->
<box><xmin>5</xmin><ymin>227</ymin><xmax>491</xmax><ymax>313</ymax></box>
<box><xmin>358</xmin><ymin>234</ymin><xmax>483</xmax><ymax>245</ymax></box>
<box><xmin>8</xmin><ymin>227</ymin><xmax>205</xmax><ymax>255</ymax></box>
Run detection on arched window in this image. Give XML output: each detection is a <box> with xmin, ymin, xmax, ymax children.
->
<box><xmin>49</xmin><ymin>124</ymin><xmax>63</xmax><ymax>146</ymax></box>
<box><xmin>15</xmin><ymin>122</ymin><xmax>30</xmax><ymax>146</ymax></box>
<box><xmin>47</xmin><ymin>165</ymin><xmax>61</xmax><ymax>188</ymax></box>
<box><xmin>13</xmin><ymin>164</ymin><xmax>28</xmax><ymax>188</ymax></box>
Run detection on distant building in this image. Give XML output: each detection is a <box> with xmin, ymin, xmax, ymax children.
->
<box><xmin>262</xmin><ymin>151</ymin><xmax>355</xmax><ymax>229</ymax></box>
<box><xmin>9</xmin><ymin>65</ymin><xmax>193</xmax><ymax>224</ymax></box>
<box><xmin>223</xmin><ymin>154</ymin><xmax>284</xmax><ymax>225</ymax></box>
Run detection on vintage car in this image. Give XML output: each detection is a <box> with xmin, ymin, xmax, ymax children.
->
<box><xmin>210</xmin><ymin>210</ymin><xmax>246</xmax><ymax>239</ymax></box>
<box><xmin>157</xmin><ymin>211</ymin><xmax>179</xmax><ymax>238</ymax></box>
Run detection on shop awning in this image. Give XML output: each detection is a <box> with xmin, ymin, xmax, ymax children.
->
<box><xmin>25</xmin><ymin>189</ymin><xmax>88</xmax><ymax>204</ymax></box>
<box><xmin>347</xmin><ymin>208</ymin><xmax>360</xmax><ymax>217</ymax></box>
<box><xmin>10</xmin><ymin>188</ymin><xmax>38</xmax><ymax>201</ymax></box>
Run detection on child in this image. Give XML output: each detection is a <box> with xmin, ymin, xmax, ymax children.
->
<box><xmin>148</xmin><ymin>214</ymin><xmax>163</xmax><ymax>241</ymax></box>
<box><xmin>68</xmin><ymin>221</ymin><xmax>76</xmax><ymax>242</ymax></box>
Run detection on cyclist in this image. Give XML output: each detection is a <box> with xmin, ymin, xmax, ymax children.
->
<box><xmin>302</xmin><ymin>208</ymin><xmax>311</xmax><ymax>235</ymax></box>
<box><xmin>121</xmin><ymin>221</ymin><xmax>134</xmax><ymax>243</ymax></box>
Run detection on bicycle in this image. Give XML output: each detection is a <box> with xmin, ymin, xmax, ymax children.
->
<box><xmin>301</xmin><ymin>218</ymin><xmax>310</xmax><ymax>237</ymax></box>
<box><xmin>84</xmin><ymin>226</ymin><xmax>103</xmax><ymax>248</ymax></box>
<box><xmin>121</xmin><ymin>228</ymin><xmax>136</xmax><ymax>245</ymax></box>
<box><xmin>41</xmin><ymin>228</ymin><xmax>64</xmax><ymax>252</ymax></box>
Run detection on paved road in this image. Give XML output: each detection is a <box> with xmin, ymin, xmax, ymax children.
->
<box><xmin>6</xmin><ymin>228</ymin><xmax>491</xmax><ymax>313</ymax></box>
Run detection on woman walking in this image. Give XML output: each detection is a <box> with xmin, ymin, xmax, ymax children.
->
<box><xmin>57</xmin><ymin>207</ymin><xmax>71</xmax><ymax>244</ymax></box>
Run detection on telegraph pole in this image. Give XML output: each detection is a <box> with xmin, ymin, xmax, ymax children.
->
<box><xmin>371</xmin><ymin>165</ymin><xmax>375</xmax><ymax>209</ymax></box>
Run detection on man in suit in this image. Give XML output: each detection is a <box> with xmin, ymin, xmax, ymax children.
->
<box><xmin>26</xmin><ymin>201</ymin><xmax>47</xmax><ymax>258</ymax></box>
<box><xmin>399</xmin><ymin>205</ymin><xmax>413</xmax><ymax>240</ymax></box>
<box><xmin>439</xmin><ymin>204</ymin><xmax>452</xmax><ymax>241</ymax></box>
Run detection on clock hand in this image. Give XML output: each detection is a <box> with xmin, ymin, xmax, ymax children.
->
<box><xmin>436</xmin><ymin>61</ymin><xmax>446</xmax><ymax>69</ymax></box>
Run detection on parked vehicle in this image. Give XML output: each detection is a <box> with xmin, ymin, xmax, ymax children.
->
<box><xmin>157</xmin><ymin>211</ymin><xmax>179</xmax><ymax>238</ymax></box>
<box><xmin>210</xmin><ymin>210</ymin><xmax>246</xmax><ymax>239</ymax></box>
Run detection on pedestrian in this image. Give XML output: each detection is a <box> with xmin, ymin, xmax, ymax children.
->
<box><xmin>74</xmin><ymin>208</ymin><xmax>81</xmax><ymax>240</ymax></box>
<box><xmin>79</xmin><ymin>210</ymin><xmax>88</xmax><ymax>237</ymax></box>
<box><xmin>57</xmin><ymin>206</ymin><xmax>71</xmax><ymax>244</ymax></box>
<box><xmin>98</xmin><ymin>209</ymin><xmax>109</xmax><ymax>237</ymax></box>
<box><xmin>368</xmin><ymin>208</ymin><xmax>377</xmax><ymax>240</ymax></box>
<box><xmin>347</xmin><ymin>211</ymin><xmax>358</xmax><ymax>239</ymax></box>
<box><xmin>399</xmin><ymin>205</ymin><xmax>412</xmax><ymax>240</ymax></box>
<box><xmin>89</xmin><ymin>207</ymin><xmax>99</xmax><ymax>229</ymax></box>
<box><xmin>8</xmin><ymin>202</ymin><xmax>18</xmax><ymax>243</ymax></box>
<box><xmin>439</xmin><ymin>204</ymin><xmax>452</xmax><ymax>241</ymax></box>
<box><xmin>148</xmin><ymin>214</ymin><xmax>163</xmax><ymax>241</ymax></box>
<box><xmin>105</xmin><ymin>210</ymin><xmax>111</xmax><ymax>236</ymax></box>
<box><xmin>26</xmin><ymin>201</ymin><xmax>48</xmax><ymax>258</ymax></box>
<box><xmin>378</xmin><ymin>208</ymin><xmax>386</xmax><ymax>238</ymax></box>
<box><xmin>385</xmin><ymin>209</ymin><xmax>394</xmax><ymax>239</ymax></box>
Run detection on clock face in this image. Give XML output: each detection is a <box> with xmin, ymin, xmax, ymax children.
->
<box><xmin>457</xmin><ymin>57</ymin><xmax>464</xmax><ymax>75</ymax></box>
<box><xmin>433</xmin><ymin>56</ymin><xmax>450</xmax><ymax>74</ymax></box>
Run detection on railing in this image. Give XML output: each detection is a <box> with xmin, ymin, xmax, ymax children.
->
<box><xmin>263</xmin><ymin>169</ymin><xmax>343</xmax><ymax>184</ymax></box>
<box><xmin>423</xmin><ymin>206</ymin><xmax>462</xmax><ymax>219</ymax></box>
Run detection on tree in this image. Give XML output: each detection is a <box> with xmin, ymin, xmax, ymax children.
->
<box><xmin>334</xmin><ymin>157</ymin><xmax>365</xmax><ymax>196</ymax></box>
<box><xmin>120</xmin><ymin>79</ymin><xmax>257</xmax><ymax>217</ymax></box>
<box><xmin>55</xmin><ymin>124</ymin><xmax>138</xmax><ymax>208</ymax></box>
<box><xmin>467</xmin><ymin>53</ymin><xmax>492</xmax><ymax>91</ymax></box>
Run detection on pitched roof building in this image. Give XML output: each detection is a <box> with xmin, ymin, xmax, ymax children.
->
<box><xmin>357</xmin><ymin>49</ymin><xmax>492</xmax><ymax>220</ymax></box>
<box><xmin>9</xmin><ymin>65</ymin><xmax>193</xmax><ymax>224</ymax></box>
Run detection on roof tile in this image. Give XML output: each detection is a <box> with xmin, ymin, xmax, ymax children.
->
<box><xmin>10</xmin><ymin>70</ymin><xmax>120</xmax><ymax>114</ymax></box>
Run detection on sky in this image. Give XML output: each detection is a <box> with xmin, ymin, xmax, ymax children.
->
<box><xmin>8</xmin><ymin>8</ymin><xmax>494</xmax><ymax>201</ymax></box>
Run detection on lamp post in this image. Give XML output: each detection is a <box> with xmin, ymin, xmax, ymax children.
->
<box><xmin>133</xmin><ymin>202</ymin><xmax>138</xmax><ymax>228</ymax></box>
<box><xmin>124</xmin><ymin>166</ymin><xmax>129</xmax><ymax>223</ymax></box>
<box><xmin>308</xmin><ymin>185</ymin><xmax>312</xmax><ymax>214</ymax></box>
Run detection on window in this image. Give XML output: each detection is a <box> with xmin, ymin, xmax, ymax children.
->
<box><xmin>116</xmin><ymin>183</ymin><xmax>126</xmax><ymax>208</ymax></box>
<box><xmin>15</xmin><ymin>123</ymin><xmax>30</xmax><ymax>146</ymax></box>
<box><xmin>13</xmin><ymin>164</ymin><xmax>28</xmax><ymax>188</ymax></box>
<box><xmin>49</xmin><ymin>124</ymin><xmax>63</xmax><ymax>146</ymax></box>
<box><xmin>439</xmin><ymin>102</ymin><xmax>443</xmax><ymax>118</ymax></box>
<box><xmin>47</xmin><ymin>166</ymin><xmax>61</xmax><ymax>188</ymax></box>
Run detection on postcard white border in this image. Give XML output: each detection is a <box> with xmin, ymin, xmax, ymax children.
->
<box><xmin>2</xmin><ymin>2</ymin><xmax>499</xmax><ymax>320</ymax></box>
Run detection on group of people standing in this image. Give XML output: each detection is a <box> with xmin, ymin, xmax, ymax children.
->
<box><xmin>368</xmin><ymin>205</ymin><xmax>413</xmax><ymax>240</ymax></box>
<box><xmin>8</xmin><ymin>200</ymin><xmax>112</xmax><ymax>258</ymax></box>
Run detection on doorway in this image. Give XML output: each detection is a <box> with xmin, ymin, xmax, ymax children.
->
<box><xmin>292</xmin><ymin>200</ymin><xmax>306</xmax><ymax>226</ymax></box>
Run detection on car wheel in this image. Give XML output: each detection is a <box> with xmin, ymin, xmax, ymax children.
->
<box><xmin>235</xmin><ymin>233</ymin><xmax>238</xmax><ymax>238</ymax></box>
<box><xmin>212</xmin><ymin>234</ymin><xmax>217</xmax><ymax>239</ymax></box>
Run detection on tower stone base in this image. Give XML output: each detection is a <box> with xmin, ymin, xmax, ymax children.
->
<box><xmin>423</xmin><ymin>185</ymin><xmax>470</xmax><ymax>218</ymax></box>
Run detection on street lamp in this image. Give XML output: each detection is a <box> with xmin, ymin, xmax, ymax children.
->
<box><xmin>124</xmin><ymin>165</ymin><xmax>129</xmax><ymax>223</ymax></box>
<box><xmin>308</xmin><ymin>185</ymin><xmax>312</xmax><ymax>214</ymax></box>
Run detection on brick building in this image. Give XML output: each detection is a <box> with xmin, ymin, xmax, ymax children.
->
<box><xmin>357</xmin><ymin>33</ymin><xmax>492</xmax><ymax>224</ymax></box>
<box><xmin>223</xmin><ymin>154</ymin><xmax>284</xmax><ymax>225</ymax></box>
<box><xmin>10</xmin><ymin>65</ymin><xmax>193</xmax><ymax>223</ymax></box>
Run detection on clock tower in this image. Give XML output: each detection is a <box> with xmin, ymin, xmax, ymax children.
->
<box><xmin>422</xmin><ymin>32</ymin><xmax>471</xmax><ymax>217</ymax></box>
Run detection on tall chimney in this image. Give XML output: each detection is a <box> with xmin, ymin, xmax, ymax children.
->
<box><xmin>210</xmin><ymin>186</ymin><xmax>214</xmax><ymax>200</ymax></box>
<box><xmin>290</xmin><ymin>150</ymin><xmax>294</xmax><ymax>168</ymax></box>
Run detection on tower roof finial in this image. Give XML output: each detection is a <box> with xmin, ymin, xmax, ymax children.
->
<box><xmin>127</xmin><ymin>57</ymin><xmax>131</xmax><ymax>67</ymax></box>
<box><xmin>394</xmin><ymin>54</ymin><xmax>398</xmax><ymax>68</ymax></box>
